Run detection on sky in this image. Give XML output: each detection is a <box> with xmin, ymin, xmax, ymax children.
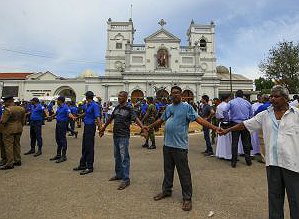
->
<box><xmin>0</xmin><ymin>0</ymin><xmax>299</xmax><ymax>80</ymax></box>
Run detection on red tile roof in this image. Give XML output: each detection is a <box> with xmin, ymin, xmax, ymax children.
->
<box><xmin>0</xmin><ymin>73</ymin><xmax>33</xmax><ymax>80</ymax></box>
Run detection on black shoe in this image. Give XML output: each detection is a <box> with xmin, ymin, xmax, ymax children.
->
<box><xmin>0</xmin><ymin>165</ymin><xmax>14</xmax><ymax>170</ymax></box>
<box><xmin>142</xmin><ymin>143</ymin><xmax>149</xmax><ymax>148</ymax></box>
<box><xmin>74</xmin><ymin>131</ymin><xmax>78</xmax><ymax>138</ymax></box>
<box><xmin>231</xmin><ymin>162</ymin><xmax>237</xmax><ymax>168</ymax></box>
<box><xmin>49</xmin><ymin>155</ymin><xmax>61</xmax><ymax>161</ymax></box>
<box><xmin>148</xmin><ymin>145</ymin><xmax>156</xmax><ymax>149</ymax></box>
<box><xmin>0</xmin><ymin>160</ymin><xmax>6</xmax><ymax>166</ymax></box>
<box><xmin>14</xmin><ymin>161</ymin><xmax>22</xmax><ymax>166</ymax></box>
<box><xmin>56</xmin><ymin>157</ymin><xmax>67</xmax><ymax>163</ymax></box>
<box><xmin>109</xmin><ymin>176</ymin><xmax>122</xmax><ymax>181</ymax></box>
<box><xmin>246</xmin><ymin>159</ymin><xmax>252</xmax><ymax>166</ymax></box>
<box><xmin>201</xmin><ymin>150</ymin><xmax>208</xmax><ymax>155</ymax></box>
<box><xmin>24</xmin><ymin>150</ymin><xmax>35</xmax><ymax>155</ymax></box>
<box><xmin>153</xmin><ymin>192</ymin><xmax>172</xmax><ymax>201</ymax></box>
<box><xmin>117</xmin><ymin>181</ymin><xmax>130</xmax><ymax>190</ymax></box>
<box><xmin>33</xmin><ymin>151</ymin><xmax>42</xmax><ymax>157</ymax></box>
<box><xmin>80</xmin><ymin>168</ymin><xmax>93</xmax><ymax>175</ymax></box>
<box><xmin>205</xmin><ymin>151</ymin><xmax>214</xmax><ymax>157</ymax></box>
<box><xmin>73</xmin><ymin>166</ymin><xmax>86</xmax><ymax>171</ymax></box>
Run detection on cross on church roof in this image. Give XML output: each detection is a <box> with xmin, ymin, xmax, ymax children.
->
<box><xmin>158</xmin><ymin>19</ymin><xmax>167</xmax><ymax>28</ymax></box>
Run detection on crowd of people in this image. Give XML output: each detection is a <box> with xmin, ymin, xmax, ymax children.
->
<box><xmin>0</xmin><ymin>85</ymin><xmax>298</xmax><ymax>217</ymax></box>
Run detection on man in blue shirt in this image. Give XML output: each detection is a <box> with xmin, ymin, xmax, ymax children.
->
<box><xmin>49</xmin><ymin>96</ymin><xmax>76</xmax><ymax>163</ymax></box>
<box><xmin>24</xmin><ymin>97</ymin><xmax>48</xmax><ymax>157</ymax></box>
<box><xmin>255</xmin><ymin>94</ymin><xmax>271</xmax><ymax>115</ymax></box>
<box><xmin>146</xmin><ymin>86</ymin><xmax>221</xmax><ymax>211</ymax></box>
<box><xmin>73</xmin><ymin>91</ymin><xmax>101</xmax><ymax>175</ymax></box>
<box><xmin>224</xmin><ymin>90</ymin><xmax>253</xmax><ymax>168</ymax></box>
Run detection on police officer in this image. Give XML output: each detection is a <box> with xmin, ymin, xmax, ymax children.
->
<box><xmin>73</xmin><ymin>91</ymin><xmax>101</xmax><ymax>175</ymax></box>
<box><xmin>0</xmin><ymin>100</ymin><xmax>6</xmax><ymax>166</ymax></box>
<box><xmin>0</xmin><ymin>96</ymin><xmax>26</xmax><ymax>170</ymax></box>
<box><xmin>142</xmin><ymin>97</ymin><xmax>157</xmax><ymax>149</ymax></box>
<box><xmin>49</xmin><ymin>96</ymin><xmax>76</xmax><ymax>163</ymax></box>
<box><xmin>24</xmin><ymin>97</ymin><xmax>48</xmax><ymax>157</ymax></box>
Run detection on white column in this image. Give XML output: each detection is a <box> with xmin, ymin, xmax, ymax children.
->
<box><xmin>104</xmin><ymin>84</ymin><xmax>109</xmax><ymax>102</ymax></box>
<box><xmin>195</xmin><ymin>82</ymin><xmax>203</xmax><ymax>102</ymax></box>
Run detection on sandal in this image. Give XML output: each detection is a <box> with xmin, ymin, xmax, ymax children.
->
<box><xmin>182</xmin><ymin>200</ymin><xmax>192</xmax><ymax>211</ymax></box>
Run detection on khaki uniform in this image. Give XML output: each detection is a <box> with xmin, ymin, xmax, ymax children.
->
<box><xmin>0</xmin><ymin>124</ymin><xmax>6</xmax><ymax>164</ymax></box>
<box><xmin>1</xmin><ymin>106</ymin><xmax>26</xmax><ymax>166</ymax></box>
<box><xmin>143</xmin><ymin>103</ymin><xmax>157</xmax><ymax>146</ymax></box>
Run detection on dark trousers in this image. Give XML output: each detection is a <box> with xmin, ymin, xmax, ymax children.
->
<box><xmin>231</xmin><ymin>123</ymin><xmax>251</xmax><ymax>163</ymax></box>
<box><xmin>67</xmin><ymin>119</ymin><xmax>76</xmax><ymax>135</ymax></box>
<box><xmin>80</xmin><ymin>124</ymin><xmax>96</xmax><ymax>169</ymax></box>
<box><xmin>162</xmin><ymin>146</ymin><xmax>192</xmax><ymax>201</ymax></box>
<box><xmin>203</xmin><ymin>126</ymin><xmax>213</xmax><ymax>153</ymax></box>
<box><xmin>0</xmin><ymin>133</ymin><xmax>6</xmax><ymax>163</ymax></box>
<box><xmin>55</xmin><ymin>121</ymin><xmax>67</xmax><ymax>157</ymax></box>
<box><xmin>30</xmin><ymin>120</ymin><xmax>43</xmax><ymax>151</ymax></box>
<box><xmin>267</xmin><ymin>166</ymin><xmax>299</xmax><ymax>219</ymax></box>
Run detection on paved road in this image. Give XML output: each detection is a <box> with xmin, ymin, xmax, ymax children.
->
<box><xmin>0</xmin><ymin>122</ymin><xmax>290</xmax><ymax>219</ymax></box>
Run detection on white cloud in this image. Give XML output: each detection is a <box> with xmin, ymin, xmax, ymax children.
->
<box><xmin>0</xmin><ymin>0</ymin><xmax>298</xmax><ymax>79</ymax></box>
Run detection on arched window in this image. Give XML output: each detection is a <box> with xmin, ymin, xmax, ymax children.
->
<box><xmin>157</xmin><ymin>49</ymin><xmax>168</xmax><ymax>68</ymax></box>
<box><xmin>199</xmin><ymin>39</ymin><xmax>207</xmax><ymax>51</ymax></box>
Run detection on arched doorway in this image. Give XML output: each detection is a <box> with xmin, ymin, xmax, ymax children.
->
<box><xmin>131</xmin><ymin>89</ymin><xmax>144</xmax><ymax>104</ymax></box>
<box><xmin>54</xmin><ymin>86</ymin><xmax>76</xmax><ymax>101</ymax></box>
<box><xmin>156</xmin><ymin>89</ymin><xmax>169</xmax><ymax>100</ymax></box>
<box><xmin>182</xmin><ymin>90</ymin><xmax>194</xmax><ymax>103</ymax></box>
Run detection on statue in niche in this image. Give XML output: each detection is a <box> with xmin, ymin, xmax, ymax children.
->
<box><xmin>157</xmin><ymin>49</ymin><xmax>168</xmax><ymax>68</ymax></box>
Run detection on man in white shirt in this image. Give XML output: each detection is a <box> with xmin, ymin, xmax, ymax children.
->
<box><xmin>223</xmin><ymin>85</ymin><xmax>299</xmax><ymax>219</ymax></box>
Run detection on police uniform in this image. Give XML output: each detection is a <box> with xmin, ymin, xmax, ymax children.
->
<box><xmin>73</xmin><ymin>91</ymin><xmax>100</xmax><ymax>174</ymax></box>
<box><xmin>24</xmin><ymin>98</ymin><xmax>45</xmax><ymax>156</ymax></box>
<box><xmin>1</xmin><ymin>100</ymin><xmax>26</xmax><ymax>169</ymax></box>
<box><xmin>50</xmin><ymin>100</ymin><xmax>71</xmax><ymax>163</ymax></box>
<box><xmin>0</xmin><ymin>123</ymin><xmax>6</xmax><ymax>166</ymax></box>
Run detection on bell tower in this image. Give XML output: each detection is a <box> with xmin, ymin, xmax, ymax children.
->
<box><xmin>105</xmin><ymin>18</ymin><xmax>135</xmax><ymax>76</ymax></box>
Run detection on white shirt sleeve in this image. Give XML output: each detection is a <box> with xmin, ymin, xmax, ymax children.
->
<box><xmin>243</xmin><ymin>110</ymin><xmax>265</xmax><ymax>133</ymax></box>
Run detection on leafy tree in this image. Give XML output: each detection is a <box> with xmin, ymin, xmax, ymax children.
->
<box><xmin>254</xmin><ymin>77</ymin><xmax>275</xmax><ymax>93</ymax></box>
<box><xmin>259</xmin><ymin>41</ymin><xmax>299</xmax><ymax>93</ymax></box>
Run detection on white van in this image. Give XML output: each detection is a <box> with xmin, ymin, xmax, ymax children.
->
<box><xmin>109</xmin><ymin>97</ymin><xmax>118</xmax><ymax>106</ymax></box>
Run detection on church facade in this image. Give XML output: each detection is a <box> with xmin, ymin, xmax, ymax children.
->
<box><xmin>0</xmin><ymin>19</ymin><xmax>253</xmax><ymax>102</ymax></box>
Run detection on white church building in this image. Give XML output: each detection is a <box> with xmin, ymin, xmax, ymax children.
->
<box><xmin>0</xmin><ymin>19</ymin><xmax>253</xmax><ymax>102</ymax></box>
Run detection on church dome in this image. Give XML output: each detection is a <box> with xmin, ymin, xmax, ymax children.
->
<box><xmin>79</xmin><ymin>69</ymin><xmax>98</xmax><ymax>78</ymax></box>
<box><xmin>216</xmin><ymin>65</ymin><xmax>229</xmax><ymax>74</ymax></box>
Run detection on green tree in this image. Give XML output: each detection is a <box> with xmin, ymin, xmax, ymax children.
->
<box><xmin>259</xmin><ymin>41</ymin><xmax>299</xmax><ymax>93</ymax></box>
<box><xmin>254</xmin><ymin>77</ymin><xmax>275</xmax><ymax>93</ymax></box>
